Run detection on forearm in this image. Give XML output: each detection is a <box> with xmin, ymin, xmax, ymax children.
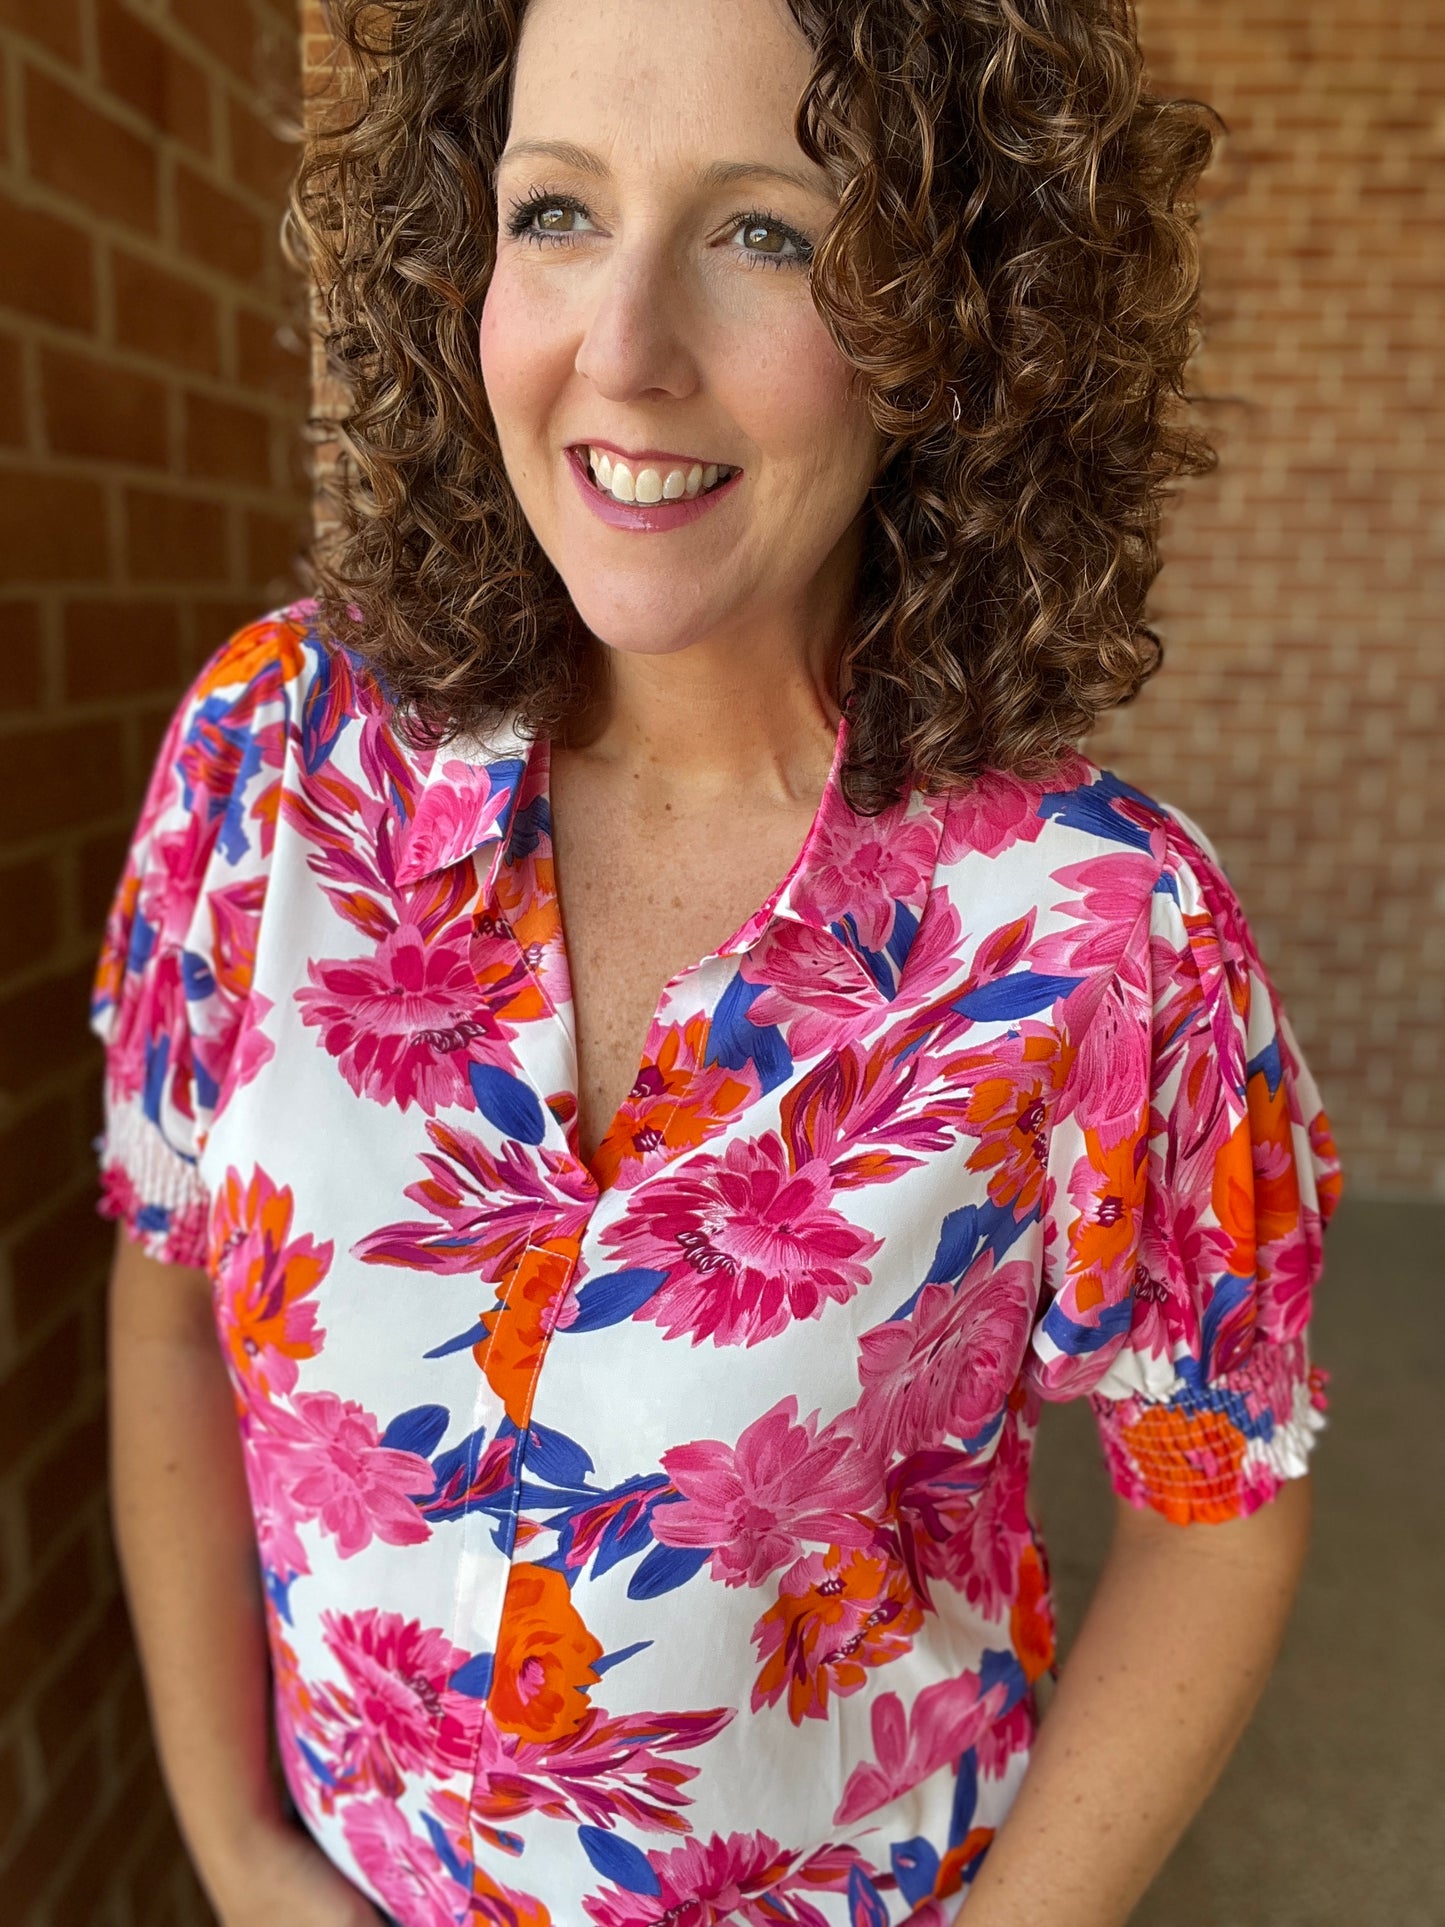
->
<box><xmin>957</xmin><ymin>1476</ymin><xmax>1312</xmax><ymax>1926</ymax></box>
<box><xmin>107</xmin><ymin>1236</ymin><xmax>282</xmax><ymax>1906</ymax></box>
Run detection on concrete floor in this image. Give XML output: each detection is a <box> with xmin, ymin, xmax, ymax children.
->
<box><xmin>1028</xmin><ymin>1197</ymin><xmax>1445</xmax><ymax>1926</ymax></box>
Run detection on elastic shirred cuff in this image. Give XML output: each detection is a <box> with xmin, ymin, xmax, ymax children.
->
<box><xmin>1090</xmin><ymin>1333</ymin><xmax>1327</xmax><ymax>1525</ymax></box>
<box><xmin>95</xmin><ymin>1090</ymin><xmax>211</xmax><ymax>1268</ymax></box>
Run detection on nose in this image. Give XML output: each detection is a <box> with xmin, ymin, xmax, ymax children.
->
<box><xmin>572</xmin><ymin>234</ymin><xmax>703</xmax><ymax>407</ymax></box>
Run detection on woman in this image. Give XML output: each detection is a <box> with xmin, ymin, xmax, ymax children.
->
<box><xmin>96</xmin><ymin>1</ymin><xmax>1342</xmax><ymax>1923</ymax></box>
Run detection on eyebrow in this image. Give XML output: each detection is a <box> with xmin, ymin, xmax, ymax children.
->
<box><xmin>493</xmin><ymin>138</ymin><xmax>837</xmax><ymax>203</ymax></box>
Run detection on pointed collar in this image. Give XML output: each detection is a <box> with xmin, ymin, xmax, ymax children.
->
<box><xmin>391</xmin><ymin>708</ymin><xmax>948</xmax><ymax>1004</ymax></box>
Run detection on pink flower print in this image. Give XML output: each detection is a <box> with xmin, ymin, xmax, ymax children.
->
<box><xmin>582</xmin><ymin>1829</ymin><xmax>799</xmax><ymax>1927</ymax></box>
<box><xmin>940</xmin><ymin>767</ymin><xmax>1056</xmax><ymax>861</ymax></box>
<box><xmin>742</xmin><ymin>921</ymin><xmax>882</xmax><ymax>1058</ymax></box>
<box><xmin>243</xmin><ymin>1431</ymin><xmax>311</xmax><ymax>1584</ymax></box>
<box><xmin>209</xmin><ymin>1166</ymin><xmax>330</xmax><ymax>1401</ymax></box>
<box><xmin>341</xmin><ymin>1796</ymin><xmax>468</xmax><ymax>1927</ymax></box>
<box><xmin>833</xmin><ymin>1671</ymin><xmax>1010</xmax><ymax>1825</ymax></box>
<box><xmin>603</xmin><ymin>1133</ymin><xmax>880</xmax><ymax>1346</ymax></box>
<box><xmin>316</xmin><ymin>1608</ymin><xmax>483</xmax><ymax>1796</ymax></box>
<box><xmin>1030</xmin><ymin>852</ymin><xmax>1159</xmax><ymax>975</ymax></box>
<box><xmin>249</xmin><ymin>1389</ymin><xmax>435</xmax><ymax>1558</ymax></box>
<box><xmin>974</xmin><ymin>1692</ymin><xmax>1037</xmax><ymax>1779</ymax></box>
<box><xmin>940</xmin><ymin>1422</ymin><xmax>1034</xmax><ymax>1618</ymax></box>
<box><xmin>654</xmin><ymin>1396</ymin><xmax>874</xmax><ymax>1587</ymax></box>
<box><xmin>1065</xmin><ymin>972</ymin><xmax>1148</xmax><ymax>1147</ymax></box>
<box><xmin>296</xmin><ymin>921</ymin><xmax>506</xmax><ymax>1113</ymax></box>
<box><xmin>792</xmin><ymin>794</ymin><xmax>941</xmax><ymax>949</ymax></box>
<box><xmin>855</xmin><ymin>1254</ymin><xmax>1036</xmax><ymax>1461</ymax></box>
<box><xmin>402</xmin><ymin>757</ymin><xmax>513</xmax><ymax>880</ymax></box>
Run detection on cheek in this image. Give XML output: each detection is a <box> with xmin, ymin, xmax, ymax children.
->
<box><xmin>478</xmin><ymin>270</ymin><xmax>563</xmax><ymax>424</ymax></box>
<box><xmin>723</xmin><ymin>306</ymin><xmax>869</xmax><ymax>477</ymax></box>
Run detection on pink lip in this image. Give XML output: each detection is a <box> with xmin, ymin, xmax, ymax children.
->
<box><xmin>565</xmin><ymin>444</ymin><xmax>742</xmax><ymax>532</ymax></box>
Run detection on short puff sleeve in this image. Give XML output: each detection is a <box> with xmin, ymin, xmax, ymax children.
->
<box><xmin>89</xmin><ymin>615</ymin><xmax>300</xmax><ymax>1265</ymax></box>
<box><xmin>1027</xmin><ymin>800</ymin><xmax>1344</xmax><ymax>1522</ymax></box>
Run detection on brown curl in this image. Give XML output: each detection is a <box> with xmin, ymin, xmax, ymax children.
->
<box><xmin>285</xmin><ymin>0</ymin><xmax>1223</xmax><ymax>812</ymax></box>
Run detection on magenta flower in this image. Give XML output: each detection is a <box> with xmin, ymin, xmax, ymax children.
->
<box><xmin>833</xmin><ymin>1672</ymin><xmax>1009</xmax><ymax>1825</ymax></box>
<box><xmin>248</xmin><ymin>1388</ymin><xmax>435</xmax><ymax>1558</ymax></box>
<box><xmin>603</xmin><ymin>1133</ymin><xmax>880</xmax><ymax>1346</ymax></box>
<box><xmin>583</xmin><ymin>1829</ymin><xmax>798</xmax><ymax>1927</ymax></box>
<box><xmin>938</xmin><ymin>762</ymin><xmax>1084</xmax><ymax>863</ymax></box>
<box><xmin>341</xmin><ymin>1796</ymin><xmax>468</xmax><ymax>1926</ymax></box>
<box><xmin>315</xmin><ymin>1607</ymin><xmax>483</xmax><ymax>1795</ymax></box>
<box><xmin>296</xmin><ymin>921</ymin><xmax>507</xmax><ymax>1112</ymax></box>
<box><xmin>742</xmin><ymin>921</ymin><xmax>884</xmax><ymax>1057</ymax></box>
<box><xmin>654</xmin><ymin>1396</ymin><xmax>873</xmax><ymax>1587</ymax></box>
<box><xmin>855</xmin><ymin>1254</ymin><xmax>1036</xmax><ymax>1460</ymax></box>
<box><xmin>792</xmin><ymin>793</ymin><xmax>942</xmax><ymax>949</ymax></box>
<box><xmin>400</xmin><ymin>755</ymin><xmax>513</xmax><ymax>879</ymax></box>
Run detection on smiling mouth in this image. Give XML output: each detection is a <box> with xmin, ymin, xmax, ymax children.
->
<box><xmin>575</xmin><ymin>444</ymin><xmax>741</xmax><ymax>506</ymax></box>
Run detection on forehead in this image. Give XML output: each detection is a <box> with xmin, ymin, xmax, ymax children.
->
<box><xmin>507</xmin><ymin>0</ymin><xmax>816</xmax><ymax>164</ymax></box>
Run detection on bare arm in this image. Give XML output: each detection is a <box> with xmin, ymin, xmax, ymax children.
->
<box><xmin>956</xmin><ymin>1476</ymin><xmax>1313</xmax><ymax>1925</ymax></box>
<box><xmin>107</xmin><ymin>1227</ymin><xmax>382</xmax><ymax>1926</ymax></box>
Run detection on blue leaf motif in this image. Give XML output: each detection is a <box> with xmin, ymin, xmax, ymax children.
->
<box><xmin>846</xmin><ymin>1864</ymin><xmax>891</xmax><ymax>1927</ymax></box>
<box><xmin>565</xmin><ymin>1268</ymin><xmax>667</xmax><ymax>1334</ymax></box>
<box><xmin>891</xmin><ymin>1836</ymin><xmax>941</xmax><ymax>1908</ymax></box>
<box><xmin>448</xmin><ymin>1651</ymin><xmax>494</xmax><ymax>1698</ymax></box>
<box><xmin>380</xmin><ymin>1403</ymin><xmax>450</xmax><ymax>1458</ymax></box>
<box><xmin>577</xmin><ymin>1825</ymin><xmax>661</xmax><ymax>1895</ymax></box>
<box><xmin>626</xmin><ymin>1542</ymin><xmax>710</xmax><ymax>1601</ymax></box>
<box><xmin>468</xmin><ymin>1062</ymin><xmax>546</xmax><ymax>1143</ymax></box>
<box><xmin>953</xmin><ymin>971</ymin><xmax>1081</xmax><ymax>1020</ymax></box>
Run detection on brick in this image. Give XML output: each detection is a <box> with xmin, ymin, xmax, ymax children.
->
<box><xmin>0</xmin><ymin>960</ymin><xmax>98</xmax><ymax>1100</ymax></box>
<box><xmin>0</xmin><ymin>716</ymin><xmax>127</xmax><ymax>840</ymax></box>
<box><xmin>25</xmin><ymin>68</ymin><xmax>159</xmax><ymax>236</ymax></box>
<box><xmin>243</xmin><ymin>506</ymin><xmax>306</xmax><ymax>590</ymax></box>
<box><xmin>22</xmin><ymin>1405</ymin><xmax>109</xmax><ymax>1573</ymax></box>
<box><xmin>176</xmin><ymin>163</ymin><xmax>265</xmax><ymax>279</ymax></box>
<box><xmin>0</xmin><ymin>1710</ymin><xmax>104</xmax><ymax>1914</ymax></box>
<box><xmin>49</xmin><ymin>1726</ymin><xmax>167</xmax><ymax>1927</ymax></box>
<box><xmin>0</xmin><ymin>198</ymin><xmax>96</xmax><ymax>330</ymax></box>
<box><xmin>184</xmin><ymin>389</ymin><xmax>273</xmax><ymax>487</ymax></box>
<box><xmin>0</xmin><ymin>1313</ymin><xmax>85</xmax><ymax>1487</ymax></box>
<box><xmin>0</xmin><ymin>1730</ymin><xmax>24</xmax><ymax>1855</ymax></box>
<box><xmin>0</xmin><ymin>471</ymin><xmax>108</xmax><ymax>582</ymax></box>
<box><xmin>0</xmin><ymin>599</ymin><xmax>44</xmax><ymax>714</ymax></box>
<box><xmin>111</xmin><ymin>250</ymin><xmax>221</xmax><ymax>376</ymax></box>
<box><xmin>40</xmin><ymin>346</ymin><xmax>169</xmax><ymax>468</ymax></box>
<box><xmin>0</xmin><ymin>0</ymin><xmax>82</xmax><ymax>62</ymax></box>
<box><xmin>63</xmin><ymin>599</ymin><xmax>182</xmax><ymax>703</ymax></box>
<box><xmin>190</xmin><ymin>597</ymin><xmax>272</xmax><ymax>667</ymax></box>
<box><xmin>0</xmin><ymin>1097</ymin><xmax>76</xmax><ymax>1228</ymax></box>
<box><xmin>96</xmin><ymin>0</ymin><xmax>212</xmax><ymax>154</ymax></box>
<box><xmin>0</xmin><ymin>851</ymin><xmax>60</xmax><ymax>978</ymax></box>
<box><xmin>124</xmin><ymin>487</ymin><xmax>228</xmax><ymax>583</ymax></box>
<box><xmin>170</xmin><ymin>0</ymin><xmax>259</xmax><ymax>80</ymax></box>
<box><xmin>236</xmin><ymin>306</ymin><xmax>309</xmax><ymax>405</ymax></box>
<box><xmin>9</xmin><ymin>1186</ymin><xmax>115</xmax><ymax>1342</ymax></box>
<box><xmin>0</xmin><ymin>331</ymin><xmax>25</xmax><ymax>447</ymax></box>
<box><xmin>229</xmin><ymin>96</ymin><xmax>298</xmax><ymax>201</ymax></box>
<box><xmin>78</xmin><ymin>827</ymin><xmax>133</xmax><ymax>936</ymax></box>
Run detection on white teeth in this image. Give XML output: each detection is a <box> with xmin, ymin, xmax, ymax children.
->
<box><xmin>586</xmin><ymin>447</ymin><xmax>731</xmax><ymax>505</ymax></box>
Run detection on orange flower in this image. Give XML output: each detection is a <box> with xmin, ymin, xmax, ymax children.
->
<box><xmin>935</xmin><ymin>1830</ymin><xmax>996</xmax><ymax>1898</ymax></box>
<box><xmin>195</xmin><ymin>616</ymin><xmax>306</xmax><ymax>695</ymax></box>
<box><xmin>1246</xmin><ymin>1067</ymin><xmax>1302</xmax><ymax>1248</ymax></box>
<box><xmin>752</xmin><ymin>1544</ymin><xmax>923</xmax><ymax>1724</ymax></box>
<box><xmin>489</xmin><ymin>1562</ymin><xmax>603</xmax><ymax>1743</ymax></box>
<box><xmin>1211</xmin><ymin>1117</ymin><xmax>1257</xmax><ymax>1281</ymax></box>
<box><xmin>590</xmin><ymin>1013</ymin><xmax>758</xmax><ymax>1191</ymax></box>
<box><xmin>1009</xmin><ymin>1543</ymin><xmax>1055</xmax><ymax>1685</ymax></box>
<box><xmin>1118</xmin><ymin>1404</ymin><xmax>1246</xmax><ymax>1525</ymax></box>
<box><xmin>1310</xmin><ymin>1109</ymin><xmax>1343</xmax><ymax>1221</ymax></box>
<box><xmin>960</xmin><ymin>1031</ymin><xmax>1063</xmax><ymax>1219</ymax></box>
<box><xmin>476</xmin><ymin>1240</ymin><xmax>578</xmax><ymax>1429</ymax></box>
<box><xmin>1066</xmin><ymin>1126</ymin><xmax>1147</xmax><ymax>1312</ymax></box>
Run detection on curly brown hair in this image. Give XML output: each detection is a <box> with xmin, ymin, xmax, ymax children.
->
<box><xmin>287</xmin><ymin>0</ymin><xmax>1222</xmax><ymax>812</ymax></box>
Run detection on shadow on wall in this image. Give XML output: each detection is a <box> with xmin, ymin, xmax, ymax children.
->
<box><xmin>1030</xmin><ymin>1196</ymin><xmax>1445</xmax><ymax>1926</ymax></box>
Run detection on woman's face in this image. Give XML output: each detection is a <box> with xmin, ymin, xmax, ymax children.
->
<box><xmin>480</xmin><ymin>0</ymin><xmax>881</xmax><ymax>678</ymax></box>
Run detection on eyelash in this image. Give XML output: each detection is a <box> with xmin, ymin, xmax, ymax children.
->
<box><xmin>502</xmin><ymin>188</ymin><xmax>815</xmax><ymax>273</ymax></box>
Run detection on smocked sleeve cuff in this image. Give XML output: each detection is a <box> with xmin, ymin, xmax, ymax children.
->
<box><xmin>1089</xmin><ymin>1332</ymin><xmax>1328</xmax><ymax>1525</ymax></box>
<box><xmin>95</xmin><ymin>1089</ymin><xmax>211</xmax><ymax>1268</ymax></box>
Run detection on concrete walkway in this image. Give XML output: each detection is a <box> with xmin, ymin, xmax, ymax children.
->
<box><xmin>1029</xmin><ymin>1197</ymin><xmax>1445</xmax><ymax>1925</ymax></box>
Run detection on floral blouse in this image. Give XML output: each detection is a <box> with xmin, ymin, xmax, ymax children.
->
<box><xmin>91</xmin><ymin>605</ymin><xmax>1342</xmax><ymax>1927</ymax></box>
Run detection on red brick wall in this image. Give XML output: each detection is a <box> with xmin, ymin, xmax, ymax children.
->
<box><xmin>0</xmin><ymin>1</ymin><xmax>308</xmax><ymax>1919</ymax></box>
<box><xmin>296</xmin><ymin>0</ymin><xmax>1442</xmax><ymax>1199</ymax></box>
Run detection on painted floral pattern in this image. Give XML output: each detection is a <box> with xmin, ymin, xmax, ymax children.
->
<box><xmin>91</xmin><ymin>606</ymin><xmax>1342</xmax><ymax>1925</ymax></box>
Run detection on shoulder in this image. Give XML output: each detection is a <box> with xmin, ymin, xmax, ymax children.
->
<box><xmin>937</xmin><ymin>751</ymin><xmax>1230</xmax><ymax>898</ymax></box>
